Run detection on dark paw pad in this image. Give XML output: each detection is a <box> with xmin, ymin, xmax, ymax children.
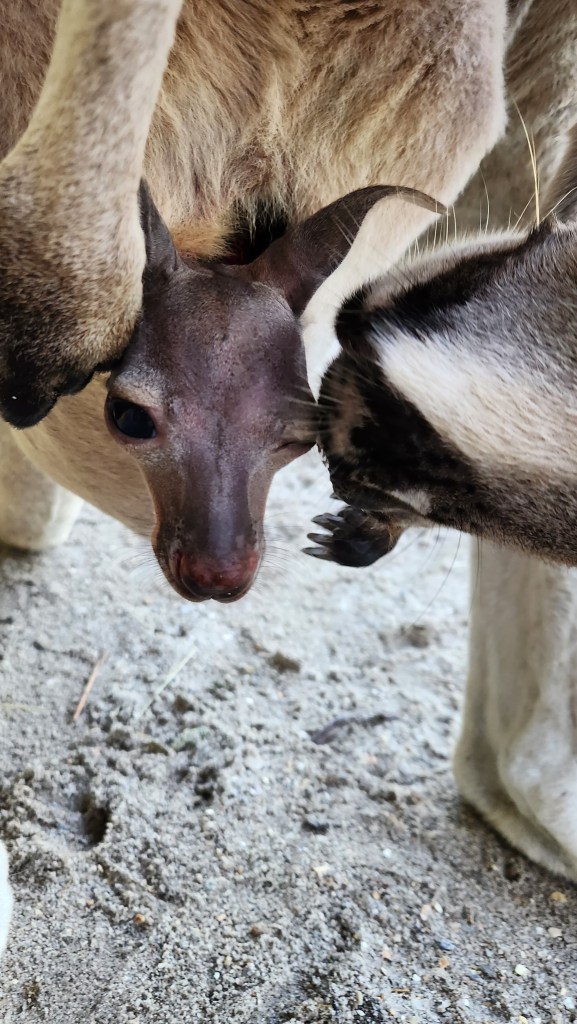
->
<box><xmin>0</xmin><ymin>355</ymin><xmax>95</xmax><ymax>429</ymax></box>
<box><xmin>303</xmin><ymin>506</ymin><xmax>399</xmax><ymax>567</ymax></box>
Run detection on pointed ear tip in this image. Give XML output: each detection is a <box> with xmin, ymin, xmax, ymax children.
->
<box><xmin>415</xmin><ymin>191</ymin><xmax>448</xmax><ymax>217</ymax></box>
<box><xmin>360</xmin><ymin>184</ymin><xmax>447</xmax><ymax>214</ymax></box>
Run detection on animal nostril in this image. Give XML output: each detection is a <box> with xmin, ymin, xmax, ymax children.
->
<box><xmin>107</xmin><ymin>397</ymin><xmax>157</xmax><ymax>440</ymax></box>
<box><xmin>189</xmin><ymin>580</ymin><xmax>246</xmax><ymax>601</ymax></box>
<box><xmin>172</xmin><ymin>553</ymin><xmax>256</xmax><ymax>603</ymax></box>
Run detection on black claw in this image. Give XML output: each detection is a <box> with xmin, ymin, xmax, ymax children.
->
<box><xmin>307</xmin><ymin>531</ymin><xmax>333</xmax><ymax>545</ymax></box>
<box><xmin>306</xmin><ymin>504</ymin><xmax>401</xmax><ymax>568</ymax></box>
<box><xmin>311</xmin><ymin>513</ymin><xmax>343</xmax><ymax>529</ymax></box>
<box><xmin>302</xmin><ymin>545</ymin><xmax>335</xmax><ymax>561</ymax></box>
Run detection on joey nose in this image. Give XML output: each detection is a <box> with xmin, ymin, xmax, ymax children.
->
<box><xmin>173</xmin><ymin>552</ymin><xmax>259</xmax><ymax>603</ymax></box>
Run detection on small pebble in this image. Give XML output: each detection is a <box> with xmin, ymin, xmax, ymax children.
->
<box><xmin>402</xmin><ymin>623</ymin><xmax>432</xmax><ymax>648</ymax></box>
<box><xmin>249</xmin><ymin>922</ymin><xmax>266</xmax><ymax>938</ymax></box>
<box><xmin>478</xmin><ymin>963</ymin><xmax>498</xmax><ymax>980</ymax></box>
<box><xmin>436</xmin><ymin>939</ymin><xmax>455</xmax><ymax>952</ymax></box>
<box><xmin>550</xmin><ymin>891</ymin><xmax>567</xmax><ymax>904</ymax></box>
<box><xmin>515</xmin><ymin>964</ymin><xmax>530</xmax><ymax>978</ymax></box>
<box><xmin>173</xmin><ymin>727</ymin><xmax>206</xmax><ymax>753</ymax></box>
<box><xmin>268</xmin><ymin>651</ymin><xmax>301</xmax><ymax>673</ymax></box>
<box><xmin>141</xmin><ymin>739</ymin><xmax>170</xmax><ymax>755</ymax></box>
<box><xmin>302</xmin><ymin>816</ymin><xmax>330</xmax><ymax>834</ymax></box>
<box><xmin>547</xmin><ymin>927</ymin><xmax>562</xmax><ymax>938</ymax></box>
<box><xmin>312</xmin><ymin>863</ymin><xmax>332</xmax><ymax>877</ymax></box>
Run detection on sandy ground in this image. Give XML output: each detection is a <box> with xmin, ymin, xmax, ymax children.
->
<box><xmin>0</xmin><ymin>450</ymin><xmax>575</xmax><ymax>1024</ymax></box>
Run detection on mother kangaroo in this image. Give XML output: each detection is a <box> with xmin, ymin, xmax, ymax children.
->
<box><xmin>0</xmin><ymin>0</ymin><xmax>575</xmax><ymax>952</ymax></box>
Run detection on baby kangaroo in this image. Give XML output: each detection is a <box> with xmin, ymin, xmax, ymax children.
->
<box><xmin>310</xmin><ymin>135</ymin><xmax>577</xmax><ymax>568</ymax></box>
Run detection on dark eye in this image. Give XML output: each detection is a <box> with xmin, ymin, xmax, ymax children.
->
<box><xmin>108</xmin><ymin>398</ymin><xmax>157</xmax><ymax>440</ymax></box>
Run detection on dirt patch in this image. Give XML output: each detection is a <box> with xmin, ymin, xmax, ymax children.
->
<box><xmin>0</xmin><ymin>453</ymin><xmax>575</xmax><ymax>1023</ymax></box>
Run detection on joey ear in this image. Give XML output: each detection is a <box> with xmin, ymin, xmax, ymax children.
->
<box><xmin>248</xmin><ymin>185</ymin><xmax>446</xmax><ymax>316</ymax></box>
<box><xmin>138</xmin><ymin>180</ymin><xmax>181</xmax><ymax>282</ymax></box>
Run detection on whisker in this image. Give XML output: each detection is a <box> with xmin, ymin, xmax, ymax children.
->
<box><xmin>512</xmin><ymin>193</ymin><xmax>537</xmax><ymax>232</ymax></box>
<box><xmin>479</xmin><ymin>170</ymin><xmax>491</xmax><ymax>235</ymax></box>
<box><xmin>409</xmin><ymin>529</ymin><xmax>463</xmax><ymax>628</ymax></box>
<box><xmin>546</xmin><ymin>185</ymin><xmax>577</xmax><ymax>220</ymax></box>
<box><xmin>514</xmin><ymin>101</ymin><xmax>540</xmax><ymax>226</ymax></box>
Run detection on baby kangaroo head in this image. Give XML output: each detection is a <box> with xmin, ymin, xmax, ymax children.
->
<box><xmin>107</xmin><ymin>183</ymin><xmax>441</xmax><ymax>602</ymax></box>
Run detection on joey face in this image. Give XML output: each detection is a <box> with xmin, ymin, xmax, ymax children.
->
<box><xmin>107</xmin><ymin>264</ymin><xmax>315</xmax><ymax>602</ymax></box>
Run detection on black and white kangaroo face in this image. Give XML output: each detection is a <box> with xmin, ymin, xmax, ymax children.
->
<box><xmin>313</xmin><ymin>151</ymin><xmax>577</xmax><ymax>568</ymax></box>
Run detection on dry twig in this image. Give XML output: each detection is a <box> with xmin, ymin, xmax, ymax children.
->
<box><xmin>72</xmin><ymin>652</ymin><xmax>108</xmax><ymax>722</ymax></box>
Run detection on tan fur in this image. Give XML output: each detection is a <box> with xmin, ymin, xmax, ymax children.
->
<box><xmin>0</xmin><ymin>0</ymin><xmax>183</xmax><ymax>386</ymax></box>
<box><xmin>15</xmin><ymin>378</ymin><xmax>154</xmax><ymax>535</ymax></box>
<box><xmin>0</xmin><ymin>0</ymin><xmax>506</xmax><ymax>250</ymax></box>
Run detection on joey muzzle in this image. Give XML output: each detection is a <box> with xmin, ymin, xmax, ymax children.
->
<box><xmin>151</xmin><ymin>470</ymin><xmax>265</xmax><ymax>603</ymax></box>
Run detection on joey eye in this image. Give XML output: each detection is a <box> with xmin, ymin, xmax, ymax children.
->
<box><xmin>108</xmin><ymin>398</ymin><xmax>157</xmax><ymax>440</ymax></box>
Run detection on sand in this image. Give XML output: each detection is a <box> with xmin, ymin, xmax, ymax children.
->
<box><xmin>0</xmin><ymin>451</ymin><xmax>575</xmax><ymax>1023</ymax></box>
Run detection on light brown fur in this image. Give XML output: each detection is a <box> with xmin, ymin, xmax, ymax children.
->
<box><xmin>0</xmin><ymin>1</ymin><xmax>506</xmax><ymax>234</ymax></box>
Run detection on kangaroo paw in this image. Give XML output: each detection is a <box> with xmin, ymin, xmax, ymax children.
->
<box><xmin>304</xmin><ymin>505</ymin><xmax>402</xmax><ymax>567</ymax></box>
